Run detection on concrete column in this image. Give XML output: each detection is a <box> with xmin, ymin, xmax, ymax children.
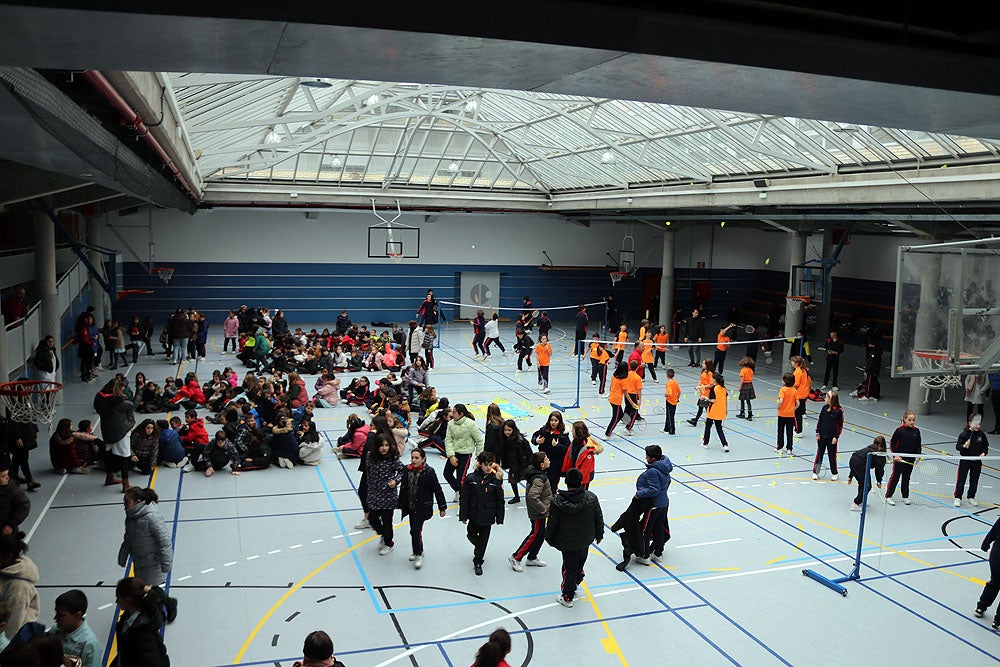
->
<box><xmin>85</xmin><ymin>215</ymin><xmax>106</xmax><ymax>325</ymax></box>
<box><xmin>34</xmin><ymin>211</ymin><xmax>62</xmax><ymax>383</ymax></box>
<box><xmin>658</xmin><ymin>229</ymin><xmax>675</xmax><ymax>329</ymax></box>
<box><xmin>0</xmin><ymin>318</ymin><xmax>8</xmax><ymax>382</ymax></box>
<box><xmin>783</xmin><ymin>231</ymin><xmax>808</xmax><ymax>368</ymax></box>
<box><xmin>907</xmin><ymin>251</ymin><xmax>943</xmax><ymax>414</ymax></box>
<box><xmin>814</xmin><ymin>227</ymin><xmax>834</xmax><ymax>341</ymax></box>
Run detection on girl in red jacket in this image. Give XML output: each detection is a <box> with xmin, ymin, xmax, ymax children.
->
<box><xmin>563</xmin><ymin>421</ymin><xmax>604</xmax><ymax>489</ymax></box>
<box><xmin>170</xmin><ymin>372</ymin><xmax>206</xmax><ymax>410</ymax></box>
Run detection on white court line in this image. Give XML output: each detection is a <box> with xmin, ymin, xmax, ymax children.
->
<box><xmin>201</xmin><ymin>568</ymin><xmax>215</xmax><ymax>574</ymax></box>
<box><xmin>224</xmin><ymin>561</ymin><xmax>237</xmax><ymax>567</ymax></box>
<box><xmin>674</xmin><ymin>538</ymin><xmax>743</xmax><ymax>549</ymax></box>
<box><xmin>24</xmin><ymin>473</ymin><xmax>68</xmax><ymax>542</ymax></box>
<box><xmin>97</xmin><ymin>603</ymin><xmax>115</xmax><ymax>611</ymax></box>
<box><xmin>289</xmin><ymin>544</ymin><xmax>303</xmax><ymax>549</ymax></box>
<box><xmin>268</xmin><ymin>549</ymin><xmax>282</xmax><ymax>554</ymax></box>
<box><xmin>311</xmin><ymin>539</ymin><xmax>324</xmax><ymax>544</ymax></box>
<box><xmin>176</xmin><ymin>575</ymin><xmax>191</xmax><ymax>581</ymax></box>
<box><xmin>246</xmin><ymin>555</ymin><xmax>259</xmax><ymax>560</ymax></box>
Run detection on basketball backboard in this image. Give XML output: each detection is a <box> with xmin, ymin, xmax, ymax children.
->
<box><xmin>892</xmin><ymin>239</ymin><xmax>1000</xmax><ymax>377</ymax></box>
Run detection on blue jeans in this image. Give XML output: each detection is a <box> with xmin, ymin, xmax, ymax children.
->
<box><xmin>172</xmin><ymin>338</ymin><xmax>188</xmax><ymax>364</ymax></box>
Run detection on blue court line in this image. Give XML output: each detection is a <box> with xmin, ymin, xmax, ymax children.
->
<box><xmin>775</xmin><ymin>530</ymin><xmax>991</xmax><ymax>566</ymax></box>
<box><xmin>217</xmin><ymin>602</ymin><xmax>712</xmax><ymax>667</ymax></box>
<box><xmin>438</xmin><ymin>642</ymin><xmax>455</xmax><ymax>666</ymax></box>
<box><xmin>859</xmin><ymin>558</ymin><xmax>984</xmax><ymax>582</ymax></box>
<box><xmin>170</xmin><ymin>508</ymin><xmax>345</xmax><ymax>523</ymax></box>
<box><xmin>315</xmin><ymin>459</ymin><xmax>383</xmax><ymax>614</ymax></box>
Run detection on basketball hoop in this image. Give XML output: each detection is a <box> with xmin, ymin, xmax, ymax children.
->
<box><xmin>152</xmin><ymin>267</ymin><xmax>174</xmax><ymax>284</ymax></box>
<box><xmin>786</xmin><ymin>295</ymin><xmax>810</xmax><ymax>313</ymax></box>
<box><xmin>0</xmin><ymin>380</ymin><xmax>63</xmax><ymax>425</ymax></box>
<box><xmin>912</xmin><ymin>349</ymin><xmax>966</xmax><ymax>403</ymax></box>
<box><xmin>610</xmin><ymin>271</ymin><xmax>628</xmax><ymax>286</ymax></box>
<box><xmin>388</xmin><ymin>253</ymin><xmax>403</xmax><ymax>264</ymax></box>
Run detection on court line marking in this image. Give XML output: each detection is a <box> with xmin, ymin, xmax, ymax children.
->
<box><xmin>579</xmin><ymin>581</ymin><xmax>629</xmax><ymax>666</ymax></box>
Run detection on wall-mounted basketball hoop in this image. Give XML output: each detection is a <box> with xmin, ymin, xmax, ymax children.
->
<box><xmin>369</xmin><ymin>199</ymin><xmax>420</xmax><ymax>260</ymax></box>
<box><xmin>610</xmin><ymin>271</ymin><xmax>628</xmax><ymax>286</ymax></box>
<box><xmin>618</xmin><ymin>223</ymin><xmax>636</xmax><ymax>274</ymax></box>
<box><xmin>151</xmin><ymin>267</ymin><xmax>174</xmax><ymax>284</ymax></box>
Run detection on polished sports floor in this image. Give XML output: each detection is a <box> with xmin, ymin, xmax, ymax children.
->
<box><xmin>23</xmin><ymin>319</ymin><xmax>1000</xmax><ymax>666</ymax></box>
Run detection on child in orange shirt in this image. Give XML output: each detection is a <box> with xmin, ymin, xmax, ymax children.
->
<box><xmin>589</xmin><ymin>335</ymin><xmax>611</xmax><ymax>396</ymax></box>
<box><xmin>776</xmin><ymin>373</ymin><xmax>799</xmax><ymax>454</ymax></box>
<box><xmin>623</xmin><ymin>360</ymin><xmax>644</xmax><ymax>435</ymax></box>
<box><xmin>641</xmin><ymin>335</ymin><xmax>658</xmax><ymax>383</ymax></box>
<box><xmin>638</xmin><ymin>319</ymin><xmax>650</xmax><ymax>344</ymax></box>
<box><xmin>702</xmin><ymin>372</ymin><xmax>729</xmax><ymax>452</ymax></box>
<box><xmin>713</xmin><ymin>323</ymin><xmax>735</xmax><ymax>374</ymax></box>
<box><xmin>613</xmin><ymin>324</ymin><xmax>628</xmax><ymax>366</ymax></box>
<box><xmin>536</xmin><ymin>335</ymin><xmax>553</xmax><ymax>395</ymax></box>
<box><xmin>663</xmin><ymin>368</ymin><xmax>680</xmax><ymax>435</ymax></box>
<box><xmin>791</xmin><ymin>356</ymin><xmax>811</xmax><ymax>434</ymax></box>
<box><xmin>605</xmin><ymin>363</ymin><xmax>630</xmax><ymax>437</ymax></box>
<box><xmin>737</xmin><ymin>356</ymin><xmax>756</xmax><ymax>420</ymax></box>
<box><xmin>686</xmin><ymin>359</ymin><xmax>716</xmax><ymax>427</ymax></box>
<box><xmin>653</xmin><ymin>325</ymin><xmax>670</xmax><ymax>368</ymax></box>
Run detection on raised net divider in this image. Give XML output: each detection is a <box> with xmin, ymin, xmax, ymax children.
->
<box><xmin>804</xmin><ymin>451</ymin><xmax>1000</xmax><ymax>596</ymax></box>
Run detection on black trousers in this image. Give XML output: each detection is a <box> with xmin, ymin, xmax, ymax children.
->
<box><xmin>794</xmin><ymin>400</ymin><xmax>806</xmax><ymax>433</ymax></box>
<box><xmin>886</xmin><ymin>459</ymin><xmax>915</xmax><ymax>498</ymax></box>
<box><xmin>955</xmin><ymin>459</ymin><xmax>983</xmax><ymax>499</ymax></box>
<box><xmin>444</xmin><ymin>452</ymin><xmax>473</xmax><ymax>492</ymax></box>
<box><xmin>467</xmin><ymin>523</ymin><xmax>492</xmax><ymax>566</ymax></box>
<box><xmin>517</xmin><ymin>349</ymin><xmax>532</xmax><ymax>370</ymax></box>
<box><xmin>664</xmin><ymin>402</ymin><xmax>676</xmax><ymax>434</ymax></box>
<box><xmin>410</xmin><ymin>516</ymin><xmax>426</xmax><ymax>555</ymax></box>
<box><xmin>642</xmin><ymin>506</ymin><xmax>668</xmax><ymax>557</ymax></box>
<box><xmin>703</xmin><ymin>419</ymin><xmax>728</xmax><ymax>447</ymax></box>
<box><xmin>776</xmin><ymin>416</ymin><xmax>795</xmax><ymax>450</ymax></box>
<box><xmin>688</xmin><ymin>343</ymin><xmax>701</xmax><ymax>365</ymax></box>
<box><xmin>560</xmin><ymin>547</ymin><xmax>589</xmax><ymax>601</ymax></box>
<box><xmin>713</xmin><ymin>349</ymin><xmax>727</xmax><ymax>374</ymax></box>
<box><xmin>653</xmin><ymin>350</ymin><xmax>666</xmax><ymax>367</ymax></box>
<box><xmin>977</xmin><ymin>550</ymin><xmax>1000</xmax><ymax>619</ymax></box>
<box><xmin>369</xmin><ymin>508</ymin><xmax>395</xmax><ymax>547</ymax></box>
<box><xmin>813</xmin><ymin>439</ymin><xmax>838</xmax><ymax>475</ymax></box>
<box><xmin>823</xmin><ymin>356</ymin><xmax>840</xmax><ymax>386</ymax></box>
<box><xmin>513</xmin><ymin>517</ymin><xmax>546</xmax><ymax>561</ymax></box>
<box><xmin>606</xmin><ymin>404</ymin><xmax>624</xmax><ymax>436</ymax></box>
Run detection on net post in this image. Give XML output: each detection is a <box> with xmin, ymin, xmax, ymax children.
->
<box><xmin>551</xmin><ymin>339</ymin><xmax>583</xmax><ymax>411</ymax></box>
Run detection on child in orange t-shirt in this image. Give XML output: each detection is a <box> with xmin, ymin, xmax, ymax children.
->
<box><xmin>664</xmin><ymin>368</ymin><xmax>680</xmax><ymax>435</ymax></box>
<box><xmin>737</xmin><ymin>356</ymin><xmax>756</xmax><ymax>420</ymax></box>
<box><xmin>776</xmin><ymin>372</ymin><xmax>799</xmax><ymax>454</ymax></box>
<box><xmin>653</xmin><ymin>325</ymin><xmax>670</xmax><ymax>368</ymax></box>
<box><xmin>791</xmin><ymin>355</ymin><xmax>811</xmax><ymax>434</ymax></box>
<box><xmin>641</xmin><ymin>335</ymin><xmax>658</xmax><ymax>383</ymax></box>
<box><xmin>686</xmin><ymin>359</ymin><xmax>716</xmax><ymax>427</ymax></box>
<box><xmin>589</xmin><ymin>335</ymin><xmax>611</xmax><ymax>396</ymax></box>
<box><xmin>536</xmin><ymin>335</ymin><xmax>553</xmax><ymax>394</ymax></box>
<box><xmin>623</xmin><ymin>360</ymin><xmax>644</xmax><ymax>434</ymax></box>
<box><xmin>702</xmin><ymin>372</ymin><xmax>730</xmax><ymax>452</ymax></box>
<box><xmin>605</xmin><ymin>363</ymin><xmax>630</xmax><ymax>437</ymax></box>
<box><xmin>613</xmin><ymin>324</ymin><xmax>628</xmax><ymax>365</ymax></box>
<box><xmin>713</xmin><ymin>323</ymin><xmax>735</xmax><ymax>374</ymax></box>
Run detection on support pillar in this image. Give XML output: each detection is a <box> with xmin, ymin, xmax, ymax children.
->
<box><xmin>907</xmin><ymin>250</ymin><xmax>943</xmax><ymax>415</ymax></box>
<box><xmin>85</xmin><ymin>215</ymin><xmax>106</xmax><ymax>325</ymax></box>
<box><xmin>0</xmin><ymin>318</ymin><xmax>8</xmax><ymax>382</ymax></box>
<box><xmin>814</xmin><ymin>227</ymin><xmax>834</xmax><ymax>341</ymax></box>
<box><xmin>658</xmin><ymin>229</ymin><xmax>675</xmax><ymax>330</ymax></box>
<box><xmin>34</xmin><ymin>211</ymin><xmax>61</xmax><ymax>382</ymax></box>
<box><xmin>783</xmin><ymin>231</ymin><xmax>807</xmax><ymax>369</ymax></box>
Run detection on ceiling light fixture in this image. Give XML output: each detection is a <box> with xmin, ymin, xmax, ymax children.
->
<box><xmin>264</xmin><ymin>130</ymin><xmax>280</xmax><ymax>144</ymax></box>
<box><xmin>464</xmin><ymin>99</ymin><xmax>478</xmax><ymax>113</ymax></box>
<box><xmin>601</xmin><ymin>150</ymin><xmax>616</xmax><ymax>164</ymax></box>
<box><xmin>448</xmin><ymin>162</ymin><xmax>459</xmax><ymax>173</ymax></box>
<box><xmin>364</xmin><ymin>94</ymin><xmax>380</xmax><ymax>107</ymax></box>
<box><xmin>301</xmin><ymin>77</ymin><xmax>334</xmax><ymax>89</ymax></box>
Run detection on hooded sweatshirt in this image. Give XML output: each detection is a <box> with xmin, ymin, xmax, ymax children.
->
<box><xmin>0</xmin><ymin>555</ymin><xmax>40</xmax><ymax>639</ymax></box>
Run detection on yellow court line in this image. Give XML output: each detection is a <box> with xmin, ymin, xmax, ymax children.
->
<box><xmin>579</xmin><ymin>581</ymin><xmax>629</xmax><ymax>667</ymax></box>
<box><xmin>233</xmin><ymin>531</ymin><xmax>381</xmax><ymax>663</ymax></box>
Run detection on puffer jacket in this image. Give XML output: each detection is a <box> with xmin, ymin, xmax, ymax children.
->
<box><xmin>459</xmin><ymin>467</ymin><xmax>505</xmax><ymax>526</ymax></box>
<box><xmin>0</xmin><ymin>555</ymin><xmax>39</xmax><ymax>639</ymax></box>
<box><xmin>118</xmin><ymin>501</ymin><xmax>173</xmax><ymax>587</ymax></box>
<box><xmin>365</xmin><ymin>457</ymin><xmax>405</xmax><ymax>510</ymax></box>
<box><xmin>288</xmin><ymin>379</ymin><xmax>308</xmax><ymax>409</ymax></box>
<box><xmin>523</xmin><ymin>465</ymin><xmax>553</xmax><ymax>521</ymax></box>
<box><xmin>93</xmin><ymin>391</ymin><xmax>136</xmax><ymax>443</ymax></box>
<box><xmin>545</xmin><ymin>487</ymin><xmax>604</xmax><ymax>552</ymax></box>
<box><xmin>170</xmin><ymin>380</ymin><xmax>206</xmax><ymax>405</ymax></box>
<box><xmin>313</xmin><ymin>378</ymin><xmax>341</xmax><ymax>406</ymax></box>
<box><xmin>115</xmin><ymin>605</ymin><xmax>170</xmax><ymax>667</ymax></box>
<box><xmin>444</xmin><ymin>416</ymin><xmax>484</xmax><ymax>458</ymax></box>
<box><xmin>635</xmin><ymin>457</ymin><xmax>674</xmax><ymax>508</ymax></box>
<box><xmin>561</xmin><ymin>437</ymin><xmax>604</xmax><ymax>486</ymax></box>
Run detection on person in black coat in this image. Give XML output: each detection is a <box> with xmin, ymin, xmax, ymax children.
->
<box><xmin>531</xmin><ymin>412</ymin><xmax>570</xmax><ymax>493</ymax></box>
<box><xmin>848</xmin><ymin>437</ymin><xmax>886</xmax><ymax>510</ymax></box>
<box><xmin>397</xmin><ymin>448</ymin><xmax>447</xmax><ymax>569</ymax></box>
<box><xmin>545</xmin><ymin>468</ymin><xmax>604</xmax><ymax>608</ymax></box>
<box><xmin>112</xmin><ymin>577</ymin><xmax>170</xmax><ymax>667</ymax></box>
<box><xmin>976</xmin><ymin>515</ymin><xmax>1000</xmax><ymax>629</ymax></box>
<box><xmin>500</xmin><ymin>420</ymin><xmax>532</xmax><ymax>504</ymax></box>
<box><xmin>459</xmin><ymin>452</ymin><xmax>505</xmax><ymax>576</ymax></box>
<box><xmin>683</xmin><ymin>308</ymin><xmax>705</xmax><ymax>367</ymax></box>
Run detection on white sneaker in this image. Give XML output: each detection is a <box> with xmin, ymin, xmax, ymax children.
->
<box><xmin>452</xmin><ymin>491</ymin><xmax>461</xmax><ymax>502</ymax></box>
<box><xmin>592</xmin><ymin>380</ymin><xmax>597</xmax><ymax>386</ymax></box>
<box><xmin>625</xmin><ymin>429</ymin><xmax>633</xmax><ymax>435</ymax></box>
<box><xmin>832</xmin><ymin>386</ymin><xmax>838</xmax><ymax>392</ymax></box>
<box><xmin>885</xmin><ymin>497</ymin><xmax>895</xmax><ymax>506</ymax></box>
<box><xmin>903</xmin><ymin>498</ymin><xmax>911</xmax><ymax>505</ymax></box>
<box><xmin>970</xmin><ymin>498</ymin><xmax>979</xmax><ymax>507</ymax></box>
<box><xmin>650</xmin><ymin>553</ymin><xmax>663</xmax><ymax>562</ymax></box>
<box><xmin>414</xmin><ymin>555</ymin><xmax>423</xmax><ymax>569</ymax></box>
<box><xmin>723</xmin><ymin>445</ymin><xmax>730</xmax><ymax>453</ymax></box>
<box><xmin>821</xmin><ymin>385</ymin><xmax>827</xmax><ymax>392</ymax></box>
<box><xmin>598</xmin><ymin>393</ymin><xmax>606</xmax><ymax>398</ymax></box>
<box><xmin>701</xmin><ymin>443</ymin><xmax>708</xmax><ymax>449</ymax></box>
<box><xmin>542</xmin><ymin>387</ymin><xmax>550</xmax><ymax>394</ymax></box>
<box><xmin>954</xmin><ymin>498</ymin><xmax>962</xmax><ymax>507</ymax></box>
<box><xmin>354</xmin><ymin>519</ymin><xmax>371</xmax><ymax>529</ymax></box>
<box><xmin>556</xmin><ymin>595</ymin><xmax>574</xmax><ymax>608</ymax></box>
<box><xmin>161</xmin><ymin>461</ymin><xmax>177</xmax><ymax>468</ymax></box>
<box><xmin>177</xmin><ymin>456</ymin><xmax>189</xmax><ymax>469</ymax></box>
<box><xmin>378</xmin><ymin>544</ymin><xmax>394</xmax><ymax>556</ymax></box>
<box><xmin>850</xmin><ymin>503</ymin><xmax>861</xmax><ymax>512</ymax></box>
<box><xmin>654</xmin><ymin>378</ymin><xmax>660</xmax><ymax>383</ymax></box>
<box><xmin>509</xmin><ymin>556</ymin><xmax>524</xmax><ymax>572</ymax></box>
<box><xmin>526</xmin><ymin>558</ymin><xmax>547</xmax><ymax>567</ymax></box>
<box><xmin>634</xmin><ymin>557</ymin><xmax>651</xmax><ymax>565</ymax></box>
<box><xmin>849</xmin><ymin>390</ymin><xmax>858</xmax><ymax>397</ymax></box>
<box><xmin>812</xmin><ymin>473</ymin><xmax>819</xmax><ymax>480</ymax></box>
<box><xmin>830</xmin><ymin>474</ymin><xmax>839</xmax><ymax>482</ymax></box>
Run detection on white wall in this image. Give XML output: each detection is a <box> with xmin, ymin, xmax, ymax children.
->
<box><xmin>106</xmin><ymin>208</ymin><xmax>664</xmax><ymax>267</ymax></box>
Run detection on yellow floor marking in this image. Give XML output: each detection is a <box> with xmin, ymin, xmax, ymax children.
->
<box><xmin>765</xmin><ymin>556</ymin><xmax>787</xmax><ymax>565</ymax></box>
<box><xmin>233</xmin><ymin>531</ymin><xmax>381</xmax><ymax>663</ymax></box>
<box><xmin>579</xmin><ymin>581</ymin><xmax>629</xmax><ymax>666</ymax></box>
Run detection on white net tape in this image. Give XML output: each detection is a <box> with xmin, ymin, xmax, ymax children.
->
<box><xmin>0</xmin><ymin>381</ymin><xmax>62</xmax><ymax>424</ymax></box>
